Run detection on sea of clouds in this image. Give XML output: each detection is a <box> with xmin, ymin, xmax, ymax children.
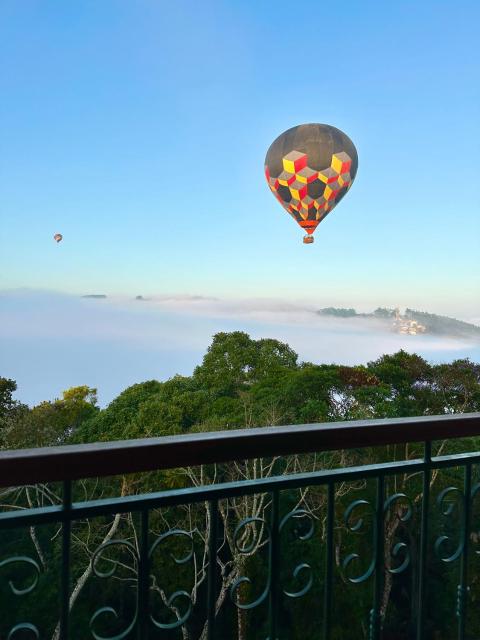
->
<box><xmin>1</xmin><ymin>289</ymin><xmax>479</xmax><ymax>407</ymax></box>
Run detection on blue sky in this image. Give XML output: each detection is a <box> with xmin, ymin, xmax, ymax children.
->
<box><xmin>1</xmin><ymin>2</ymin><xmax>480</xmax><ymax>404</ymax></box>
<box><xmin>1</xmin><ymin>0</ymin><xmax>478</xmax><ymax>315</ymax></box>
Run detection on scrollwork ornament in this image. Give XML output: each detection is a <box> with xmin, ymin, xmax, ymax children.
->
<box><xmin>149</xmin><ymin>529</ymin><xmax>194</xmax><ymax>630</ymax></box>
<box><xmin>230</xmin><ymin>516</ymin><xmax>271</xmax><ymax>610</ymax></box>
<box><xmin>383</xmin><ymin>493</ymin><xmax>413</xmax><ymax>575</ymax></box>
<box><xmin>279</xmin><ymin>509</ymin><xmax>314</xmax><ymax>598</ymax></box>
<box><xmin>470</xmin><ymin>482</ymin><xmax>480</xmax><ymax>556</ymax></box>
<box><xmin>342</xmin><ymin>499</ymin><xmax>376</xmax><ymax>584</ymax></box>
<box><xmin>0</xmin><ymin>556</ymin><xmax>41</xmax><ymax>596</ymax></box>
<box><xmin>434</xmin><ymin>486</ymin><xmax>464</xmax><ymax>563</ymax></box>
<box><xmin>0</xmin><ymin>556</ymin><xmax>41</xmax><ymax>640</ymax></box>
<box><xmin>89</xmin><ymin>540</ymin><xmax>138</xmax><ymax>640</ymax></box>
<box><xmin>7</xmin><ymin>623</ymin><xmax>39</xmax><ymax>640</ymax></box>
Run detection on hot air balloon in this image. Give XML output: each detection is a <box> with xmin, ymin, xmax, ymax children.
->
<box><xmin>264</xmin><ymin>124</ymin><xmax>358</xmax><ymax>244</ymax></box>
<box><xmin>53</xmin><ymin>233</ymin><xmax>63</xmax><ymax>243</ymax></box>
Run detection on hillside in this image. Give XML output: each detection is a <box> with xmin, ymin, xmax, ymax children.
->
<box><xmin>317</xmin><ymin>307</ymin><xmax>480</xmax><ymax>339</ymax></box>
<box><xmin>404</xmin><ymin>309</ymin><xmax>480</xmax><ymax>338</ymax></box>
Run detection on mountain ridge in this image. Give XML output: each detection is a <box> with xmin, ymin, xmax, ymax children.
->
<box><xmin>317</xmin><ymin>307</ymin><xmax>480</xmax><ymax>339</ymax></box>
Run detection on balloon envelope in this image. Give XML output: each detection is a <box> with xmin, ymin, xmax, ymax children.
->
<box><xmin>264</xmin><ymin>123</ymin><xmax>358</xmax><ymax>243</ymax></box>
<box><xmin>53</xmin><ymin>233</ymin><xmax>63</xmax><ymax>243</ymax></box>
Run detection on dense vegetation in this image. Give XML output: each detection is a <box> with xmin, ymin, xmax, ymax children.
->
<box><xmin>318</xmin><ymin>307</ymin><xmax>480</xmax><ymax>339</ymax></box>
<box><xmin>1</xmin><ymin>331</ymin><xmax>480</xmax><ymax>640</ymax></box>
<box><xmin>404</xmin><ymin>308</ymin><xmax>480</xmax><ymax>338</ymax></box>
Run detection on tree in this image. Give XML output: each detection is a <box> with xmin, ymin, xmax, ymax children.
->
<box><xmin>318</xmin><ymin>307</ymin><xmax>358</xmax><ymax>317</ymax></box>
<box><xmin>3</xmin><ymin>336</ymin><xmax>480</xmax><ymax>639</ymax></box>
<box><xmin>193</xmin><ymin>332</ymin><xmax>297</xmax><ymax>397</ymax></box>
<box><xmin>74</xmin><ymin>380</ymin><xmax>162</xmax><ymax>443</ymax></box>
<box><xmin>0</xmin><ymin>377</ymin><xmax>28</xmax><ymax>448</ymax></box>
<box><xmin>431</xmin><ymin>359</ymin><xmax>480</xmax><ymax>413</ymax></box>
<box><xmin>4</xmin><ymin>385</ymin><xmax>98</xmax><ymax>449</ymax></box>
<box><xmin>373</xmin><ymin>307</ymin><xmax>395</xmax><ymax>318</ymax></box>
<box><xmin>367</xmin><ymin>351</ymin><xmax>433</xmax><ymax>417</ymax></box>
<box><xmin>0</xmin><ymin>377</ymin><xmax>19</xmax><ymax>417</ymax></box>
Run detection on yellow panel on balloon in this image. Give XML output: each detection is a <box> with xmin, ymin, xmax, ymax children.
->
<box><xmin>295</xmin><ymin>167</ymin><xmax>317</xmax><ymax>184</ymax></box>
<box><xmin>338</xmin><ymin>172</ymin><xmax>351</xmax><ymax>187</ymax></box>
<box><xmin>290</xmin><ymin>198</ymin><xmax>301</xmax><ymax>211</ymax></box>
<box><xmin>318</xmin><ymin>167</ymin><xmax>338</xmax><ymax>184</ymax></box>
<box><xmin>331</xmin><ymin>152</ymin><xmax>352</xmax><ymax>175</ymax></box>
<box><xmin>324</xmin><ymin>181</ymin><xmax>341</xmax><ymax>201</ymax></box>
<box><xmin>313</xmin><ymin>196</ymin><xmax>326</xmax><ymax>210</ymax></box>
<box><xmin>289</xmin><ymin>181</ymin><xmax>308</xmax><ymax>201</ymax></box>
<box><xmin>282</xmin><ymin>150</ymin><xmax>308</xmax><ymax>174</ymax></box>
<box><xmin>301</xmin><ymin>196</ymin><xmax>315</xmax><ymax>210</ymax></box>
<box><xmin>278</xmin><ymin>171</ymin><xmax>295</xmax><ymax>187</ymax></box>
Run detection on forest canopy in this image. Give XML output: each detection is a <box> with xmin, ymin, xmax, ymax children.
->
<box><xmin>1</xmin><ymin>332</ymin><xmax>480</xmax><ymax>640</ymax></box>
<box><xmin>2</xmin><ymin>331</ymin><xmax>479</xmax><ymax>450</ymax></box>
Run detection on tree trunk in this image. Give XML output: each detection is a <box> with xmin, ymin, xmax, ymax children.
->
<box><xmin>236</xmin><ymin>590</ymin><xmax>247</xmax><ymax>640</ymax></box>
<box><xmin>198</xmin><ymin>568</ymin><xmax>238</xmax><ymax>640</ymax></box>
<box><xmin>50</xmin><ymin>481</ymin><xmax>127</xmax><ymax>640</ymax></box>
<box><xmin>380</xmin><ymin>509</ymin><xmax>403</xmax><ymax>622</ymax></box>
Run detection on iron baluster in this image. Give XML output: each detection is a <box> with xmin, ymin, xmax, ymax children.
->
<box><xmin>323</xmin><ymin>482</ymin><xmax>335</xmax><ymax>640</ymax></box>
<box><xmin>269</xmin><ymin>489</ymin><xmax>280</xmax><ymax>640</ymax></box>
<box><xmin>416</xmin><ymin>441</ymin><xmax>431</xmax><ymax>640</ymax></box>
<box><xmin>434</xmin><ymin>470</ymin><xmax>471</xmax><ymax>639</ymax></box>
<box><xmin>370</xmin><ymin>475</ymin><xmax>385</xmax><ymax>640</ymax></box>
<box><xmin>207</xmin><ymin>500</ymin><xmax>219</xmax><ymax>640</ymax></box>
<box><xmin>457</xmin><ymin>463</ymin><xmax>472</xmax><ymax>640</ymax></box>
<box><xmin>60</xmin><ymin>480</ymin><xmax>72</xmax><ymax>640</ymax></box>
<box><xmin>137</xmin><ymin>509</ymin><xmax>150</xmax><ymax>640</ymax></box>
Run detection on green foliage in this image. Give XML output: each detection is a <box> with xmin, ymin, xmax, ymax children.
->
<box><xmin>0</xmin><ymin>377</ymin><xmax>28</xmax><ymax>448</ymax></box>
<box><xmin>193</xmin><ymin>331</ymin><xmax>297</xmax><ymax>397</ymax></box>
<box><xmin>373</xmin><ymin>307</ymin><xmax>396</xmax><ymax>318</ymax></box>
<box><xmin>316</xmin><ymin>306</ymin><xmax>480</xmax><ymax>339</ymax></box>
<box><xmin>5</xmin><ymin>334</ymin><xmax>480</xmax><ymax>450</ymax></box>
<box><xmin>318</xmin><ymin>307</ymin><xmax>358</xmax><ymax>317</ymax></box>
<box><xmin>4</xmin><ymin>385</ymin><xmax>98</xmax><ymax>449</ymax></box>
<box><xmin>0</xmin><ymin>377</ymin><xmax>20</xmax><ymax>417</ymax></box>
<box><xmin>432</xmin><ymin>358</ymin><xmax>480</xmax><ymax>413</ymax></box>
<box><xmin>73</xmin><ymin>380</ymin><xmax>163</xmax><ymax>442</ymax></box>
<box><xmin>405</xmin><ymin>308</ymin><xmax>480</xmax><ymax>337</ymax></box>
<box><xmin>2</xmin><ymin>333</ymin><xmax>480</xmax><ymax>639</ymax></box>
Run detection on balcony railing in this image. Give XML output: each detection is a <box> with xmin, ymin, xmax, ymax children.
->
<box><xmin>1</xmin><ymin>413</ymin><xmax>480</xmax><ymax>640</ymax></box>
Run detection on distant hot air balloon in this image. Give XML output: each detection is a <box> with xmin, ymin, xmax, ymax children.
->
<box><xmin>264</xmin><ymin>124</ymin><xmax>358</xmax><ymax>243</ymax></box>
<box><xmin>53</xmin><ymin>233</ymin><xmax>63</xmax><ymax>243</ymax></box>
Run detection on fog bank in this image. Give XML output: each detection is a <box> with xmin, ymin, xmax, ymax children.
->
<box><xmin>2</xmin><ymin>290</ymin><xmax>479</xmax><ymax>407</ymax></box>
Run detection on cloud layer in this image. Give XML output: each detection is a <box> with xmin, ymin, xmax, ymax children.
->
<box><xmin>1</xmin><ymin>289</ymin><xmax>479</xmax><ymax>407</ymax></box>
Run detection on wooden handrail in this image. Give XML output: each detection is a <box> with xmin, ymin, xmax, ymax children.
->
<box><xmin>0</xmin><ymin>413</ymin><xmax>479</xmax><ymax>488</ymax></box>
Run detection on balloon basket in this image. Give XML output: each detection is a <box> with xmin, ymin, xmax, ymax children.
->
<box><xmin>303</xmin><ymin>235</ymin><xmax>314</xmax><ymax>244</ymax></box>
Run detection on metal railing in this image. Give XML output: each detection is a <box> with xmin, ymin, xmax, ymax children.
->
<box><xmin>1</xmin><ymin>413</ymin><xmax>480</xmax><ymax>640</ymax></box>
